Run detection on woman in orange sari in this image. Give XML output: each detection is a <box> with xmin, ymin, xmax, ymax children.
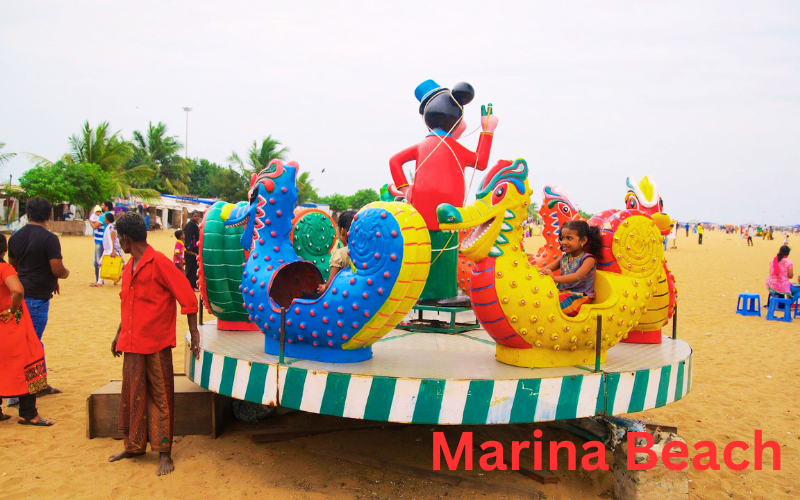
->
<box><xmin>0</xmin><ymin>234</ymin><xmax>53</xmax><ymax>426</ymax></box>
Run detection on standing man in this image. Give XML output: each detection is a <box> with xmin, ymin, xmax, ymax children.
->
<box><xmin>747</xmin><ymin>225</ymin><xmax>755</xmax><ymax>246</ymax></box>
<box><xmin>8</xmin><ymin>197</ymin><xmax>70</xmax><ymax>396</ymax></box>
<box><xmin>182</xmin><ymin>210</ymin><xmax>202</xmax><ymax>291</ymax></box>
<box><xmin>684</xmin><ymin>222</ymin><xmax>689</xmax><ymax>237</ymax></box>
<box><xmin>697</xmin><ymin>223</ymin><xmax>704</xmax><ymax>245</ymax></box>
<box><xmin>108</xmin><ymin>212</ymin><xmax>200</xmax><ymax>476</ymax></box>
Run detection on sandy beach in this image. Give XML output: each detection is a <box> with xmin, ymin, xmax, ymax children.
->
<box><xmin>0</xmin><ymin>228</ymin><xmax>797</xmax><ymax>499</ymax></box>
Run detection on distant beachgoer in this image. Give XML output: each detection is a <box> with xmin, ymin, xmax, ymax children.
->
<box><xmin>747</xmin><ymin>225</ymin><xmax>754</xmax><ymax>247</ymax></box>
<box><xmin>108</xmin><ymin>212</ymin><xmax>200</xmax><ymax>476</ymax></box>
<box><xmin>94</xmin><ymin>213</ymin><xmax>124</xmax><ymax>286</ymax></box>
<box><xmin>183</xmin><ymin>211</ymin><xmax>202</xmax><ymax>291</ymax></box>
<box><xmin>8</xmin><ymin>197</ymin><xmax>69</xmax><ymax>398</ymax></box>
<box><xmin>766</xmin><ymin>246</ymin><xmax>800</xmax><ymax>302</ymax></box>
<box><xmin>89</xmin><ymin>206</ymin><xmax>104</xmax><ymax>286</ymax></box>
<box><xmin>0</xmin><ymin>233</ymin><xmax>53</xmax><ymax>427</ymax></box>
<box><xmin>684</xmin><ymin>223</ymin><xmax>689</xmax><ymax>236</ymax></box>
<box><xmin>173</xmin><ymin>230</ymin><xmax>185</xmax><ymax>273</ymax></box>
<box><xmin>669</xmin><ymin>221</ymin><xmax>678</xmax><ymax>249</ymax></box>
<box><xmin>697</xmin><ymin>224</ymin><xmax>704</xmax><ymax>245</ymax></box>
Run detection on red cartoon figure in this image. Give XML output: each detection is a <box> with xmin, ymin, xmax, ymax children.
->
<box><xmin>389</xmin><ymin>80</ymin><xmax>498</xmax><ymax>301</ymax></box>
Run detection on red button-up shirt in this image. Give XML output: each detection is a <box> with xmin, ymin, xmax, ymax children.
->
<box><xmin>118</xmin><ymin>245</ymin><xmax>198</xmax><ymax>354</ymax></box>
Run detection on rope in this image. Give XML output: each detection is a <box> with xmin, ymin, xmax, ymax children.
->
<box><xmin>430</xmin><ymin>231</ymin><xmax>457</xmax><ymax>266</ymax></box>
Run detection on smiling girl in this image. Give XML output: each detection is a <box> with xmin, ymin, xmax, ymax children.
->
<box><xmin>539</xmin><ymin>220</ymin><xmax>602</xmax><ymax>316</ymax></box>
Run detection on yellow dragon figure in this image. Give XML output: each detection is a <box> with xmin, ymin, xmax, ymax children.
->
<box><xmin>437</xmin><ymin>159</ymin><xmax>665</xmax><ymax>368</ymax></box>
<box><xmin>602</xmin><ymin>175</ymin><xmax>678</xmax><ymax>343</ymax></box>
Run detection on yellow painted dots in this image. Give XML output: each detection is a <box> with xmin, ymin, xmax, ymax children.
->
<box><xmin>510</xmin><ymin>315</ymin><xmax>518</xmax><ymax>323</ymax></box>
<box><xmin>502</xmin><ymin>297</ymin><xmax>509</xmax><ymax>304</ymax></box>
<box><xmin>537</xmin><ymin>327</ymin><xmax>545</xmax><ymax>334</ymax></box>
<box><xmin>549</xmin><ymin>315</ymin><xmax>556</xmax><ymax>322</ymax></box>
<box><xmin>553</xmin><ymin>344</ymin><xmax>561</xmax><ymax>351</ymax></box>
<box><xmin>550</xmin><ymin>333</ymin><xmax>559</xmax><ymax>341</ymax></box>
<box><xmin>570</xmin><ymin>336</ymin><xmax>578</xmax><ymax>343</ymax></box>
<box><xmin>585</xmin><ymin>340</ymin><xmax>594</xmax><ymax>347</ymax></box>
<box><xmin>534</xmin><ymin>340</ymin><xmax>542</xmax><ymax>347</ymax></box>
<box><xmin>529</xmin><ymin>315</ymin><xmax>538</xmax><ymax>323</ymax></box>
<box><xmin>520</xmin><ymin>328</ymin><xmax>528</xmax><ymax>335</ymax></box>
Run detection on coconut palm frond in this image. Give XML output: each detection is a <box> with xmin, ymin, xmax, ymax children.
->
<box><xmin>23</xmin><ymin>153</ymin><xmax>54</xmax><ymax>167</ymax></box>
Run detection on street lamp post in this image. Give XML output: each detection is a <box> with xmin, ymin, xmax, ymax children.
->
<box><xmin>183</xmin><ymin>107</ymin><xmax>192</xmax><ymax>159</ymax></box>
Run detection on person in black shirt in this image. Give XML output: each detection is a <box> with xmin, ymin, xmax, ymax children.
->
<box><xmin>182</xmin><ymin>210</ymin><xmax>202</xmax><ymax>291</ymax></box>
<box><xmin>8</xmin><ymin>197</ymin><xmax>70</xmax><ymax>397</ymax></box>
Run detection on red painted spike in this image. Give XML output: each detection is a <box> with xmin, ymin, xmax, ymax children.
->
<box><xmin>322</xmin><ymin>317</ymin><xmax>328</xmax><ymax>324</ymax></box>
<box><xmin>362</xmin><ymin>263</ymin><xmax>367</xmax><ymax>269</ymax></box>
<box><xmin>337</xmin><ymin>307</ymin><xmax>343</xmax><ymax>313</ymax></box>
<box><xmin>260</xmin><ymin>282</ymin><xmax>265</xmax><ymax>289</ymax></box>
<box><xmin>295</xmin><ymin>307</ymin><xmax>300</xmax><ymax>314</ymax></box>
<box><xmin>362</xmin><ymin>293</ymin><xmax>368</xmax><ymax>299</ymax></box>
<box><xmin>276</xmin><ymin>210</ymin><xmax>282</xmax><ymax>216</ymax></box>
<box><xmin>380</xmin><ymin>212</ymin><xmax>387</xmax><ymax>219</ymax></box>
<box><xmin>265</xmin><ymin>219</ymin><xmax>271</xmax><ymax>225</ymax></box>
<box><xmin>249</xmin><ymin>290</ymin><xmax>254</xmax><ymax>296</ymax></box>
<box><xmin>378</xmin><ymin>288</ymin><xmax>384</xmax><ymax>294</ymax></box>
<box><xmin>363</xmin><ymin>311</ymin><xmax>369</xmax><ymax>317</ymax></box>
<box><xmin>274</xmin><ymin>246</ymin><xmax>279</xmax><ymax>252</ymax></box>
<box><xmin>327</xmin><ymin>330</ymin><xmax>333</xmax><ymax>337</ymax></box>
<box><xmin>269</xmin><ymin>198</ymin><xmax>275</xmax><ymax>204</ymax></box>
<box><xmin>271</xmin><ymin>231</ymin><xmax>276</xmax><ymax>237</ymax></box>
<box><xmin>251</xmin><ymin>276</ymin><xmax>256</xmax><ymax>283</ymax></box>
<box><xmin>323</xmin><ymin>302</ymin><xmax>329</xmax><ymax>308</ymax></box>
<box><xmin>367</xmin><ymin>278</ymin><xmax>373</xmax><ymax>285</ymax></box>
<box><xmin>351</xmin><ymin>322</ymin><xmax>358</xmax><ymax>328</ymax></box>
<box><xmin>264</xmin><ymin>255</ymin><xmax>270</xmax><ymax>261</ymax></box>
<box><xmin>374</xmin><ymin>253</ymin><xmax>380</xmax><ymax>259</ymax></box>
<box><xmin>343</xmin><ymin>291</ymin><xmax>348</xmax><ymax>298</ymax></box>
<box><xmin>254</xmin><ymin>266</ymin><xmax>260</xmax><ymax>271</ymax></box>
<box><xmin>342</xmin><ymin>334</ymin><xmax>348</xmax><ymax>340</ymax></box>
<box><xmin>352</xmin><ymin>303</ymin><xmax>358</xmax><ymax>310</ymax></box>
<box><xmin>384</xmin><ymin>272</ymin><xmax>390</xmax><ymax>278</ymax></box>
<box><xmin>310</xmin><ymin>309</ymin><xmax>316</xmax><ymax>317</ymax></box>
<box><xmin>350</xmin><ymin>278</ymin><xmax>355</xmax><ymax>284</ymax></box>
<box><xmin>336</xmin><ymin>320</ymin><xmax>343</xmax><ymax>327</ymax></box>
<box><xmin>258</xmin><ymin>304</ymin><xmax>263</xmax><ymax>311</ymax></box>
<box><xmin>376</xmin><ymin>232</ymin><xmax>381</xmax><ymax>237</ymax></box>
<box><xmin>286</xmin><ymin>319</ymin><xmax>292</xmax><ymax>326</ymax></box>
<box><xmin>328</xmin><ymin>341</ymin><xmax>333</xmax><ymax>346</ymax></box>
<box><xmin>390</xmin><ymin>254</ymin><xmax>397</xmax><ymax>261</ymax></box>
<box><xmin>391</xmin><ymin>231</ymin><xmax>397</xmax><ymax>237</ymax></box>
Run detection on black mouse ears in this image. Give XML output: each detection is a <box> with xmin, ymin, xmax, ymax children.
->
<box><xmin>451</xmin><ymin>82</ymin><xmax>475</xmax><ymax>107</ymax></box>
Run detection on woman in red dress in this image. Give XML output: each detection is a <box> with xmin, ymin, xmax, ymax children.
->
<box><xmin>0</xmin><ymin>233</ymin><xmax>53</xmax><ymax>426</ymax></box>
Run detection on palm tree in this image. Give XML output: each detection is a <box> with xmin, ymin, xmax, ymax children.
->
<box><xmin>132</xmin><ymin>122</ymin><xmax>191</xmax><ymax>194</ymax></box>
<box><xmin>0</xmin><ymin>142</ymin><xmax>16</xmax><ymax>165</ymax></box>
<box><xmin>526</xmin><ymin>201</ymin><xmax>540</xmax><ymax>222</ymax></box>
<box><xmin>228</xmin><ymin>135</ymin><xmax>289</xmax><ymax>177</ymax></box>
<box><xmin>26</xmin><ymin>121</ymin><xmax>159</xmax><ymax>201</ymax></box>
<box><xmin>296</xmin><ymin>171</ymin><xmax>319</xmax><ymax>204</ymax></box>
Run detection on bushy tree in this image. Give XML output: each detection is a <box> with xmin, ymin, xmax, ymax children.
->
<box><xmin>348</xmin><ymin>188</ymin><xmax>380</xmax><ymax>210</ymax></box>
<box><xmin>320</xmin><ymin>193</ymin><xmax>349</xmax><ymax>212</ymax></box>
<box><xmin>20</xmin><ymin>161</ymin><xmax>114</xmax><ymax>211</ymax></box>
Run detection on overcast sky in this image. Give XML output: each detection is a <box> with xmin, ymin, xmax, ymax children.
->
<box><xmin>1</xmin><ymin>1</ymin><xmax>798</xmax><ymax>224</ymax></box>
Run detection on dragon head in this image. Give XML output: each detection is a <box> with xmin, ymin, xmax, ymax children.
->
<box><xmin>224</xmin><ymin>159</ymin><xmax>299</xmax><ymax>250</ymax></box>
<box><xmin>541</xmin><ymin>185</ymin><xmax>583</xmax><ymax>234</ymax></box>
<box><xmin>437</xmin><ymin>159</ymin><xmax>532</xmax><ymax>262</ymax></box>
<box><xmin>625</xmin><ymin>175</ymin><xmax>672</xmax><ymax>235</ymax></box>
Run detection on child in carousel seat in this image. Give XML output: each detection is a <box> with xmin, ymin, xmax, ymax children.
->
<box><xmin>316</xmin><ymin>210</ymin><xmax>356</xmax><ymax>294</ymax></box>
<box><xmin>539</xmin><ymin>220</ymin><xmax>602</xmax><ymax>317</ymax></box>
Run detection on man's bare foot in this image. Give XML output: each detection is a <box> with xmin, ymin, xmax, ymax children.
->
<box><xmin>108</xmin><ymin>451</ymin><xmax>144</xmax><ymax>462</ymax></box>
<box><xmin>157</xmin><ymin>452</ymin><xmax>174</xmax><ymax>476</ymax></box>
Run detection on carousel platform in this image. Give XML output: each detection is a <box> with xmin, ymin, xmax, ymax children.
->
<box><xmin>185</xmin><ymin>321</ymin><xmax>692</xmax><ymax>425</ymax></box>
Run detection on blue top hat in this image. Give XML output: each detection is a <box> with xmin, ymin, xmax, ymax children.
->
<box><xmin>415</xmin><ymin>79</ymin><xmax>447</xmax><ymax>114</ymax></box>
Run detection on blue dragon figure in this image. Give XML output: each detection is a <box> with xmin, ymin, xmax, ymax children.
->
<box><xmin>222</xmin><ymin>160</ymin><xmax>431</xmax><ymax>362</ymax></box>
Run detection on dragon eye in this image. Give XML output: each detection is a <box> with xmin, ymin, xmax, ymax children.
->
<box><xmin>629</xmin><ymin>198</ymin><xmax>638</xmax><ymax>209</ymax></box>
<box><xmin>491</xmin><ymin>185</ymin><xmax>507</xmax><ymax>205</ymax></box>
<box><xmin>560</xmin><ymin>204</ymin><xmax>570</xmax><ymax>215</ymax></box>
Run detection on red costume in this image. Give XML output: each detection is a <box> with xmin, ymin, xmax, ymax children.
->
<box><xmin>389</xmin><ymin>132</ymin><xmax>494</xmax><ymax>230</ymax></box>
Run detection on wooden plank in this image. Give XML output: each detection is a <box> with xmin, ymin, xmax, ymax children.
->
<box><xmin>86</xmin><ymin>375</ymin><xmax>215</xmax><ymax>439</ymax></box>
<box><xmin>249</xmin><ymin>421</ymin><xmax>403</xmax><ymax>443</ymax></box>
<box><xmin>296</xmin><ymin>444</ymin><xmax>544</xmax><ymax>499</ymax></box>
<box><xmin>646</xmin><ymin>422</ymin><xmax>678</xmax><ymax>434</ymax></box>
<box><xmin>212</xmin><ymin>393</ymin><xmax>233</xmax><ymax>439</ymax></box>
<box><xmin>470</xmin><ymin>429</ymin><xmax>560</xmax><ymax>485</ymax></box>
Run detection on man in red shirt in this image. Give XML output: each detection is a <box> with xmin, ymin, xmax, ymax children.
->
<box><xmin>108</xmin><ymin>212</ymin><xmax>200</xmax><ymax>476</ymax></box>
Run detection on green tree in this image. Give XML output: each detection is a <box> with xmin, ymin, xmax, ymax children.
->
<box><xmin>19</xmin><ymin>161</ymin><xmax>114</xmax><ymax>211</ymax></box>
<box><xmin>527</xmin><ymin>201</ymin><xmax>541</xmax><ymax>223</ymax></box>
<box><xmin>296</xmin><ymin>171</ymin><xmax>319</xmax><ymax>204</ymax></box>
<box><xmin>132</xmin><ymin>122</ymin><xmax>191</xmax><ymax>194</ymax></box>
<box><xmin>0</xmin><ymin>142</ymin><xmax>16</xmax><ymax>165</ymax></box>
<box><xmin>210</xmin><ymin>168</ymin><xmax>249</xmax><ymax>203</ymax></box>
<box><xmin>228</xmin><ymin>135</ymin><xmax>289</xmax><ymax>177</ymax></box>
<box><xmin>348</xmin><ymin>188</ymin><xmax>380</xmax><ymax>210</ymax></box>
<box><xmin>187</xmin><ymin>158</ymin><xmax>221</xmax><ymax>198</ymax></box>
<box><xmin>28</xmin><ymin>121</ymin><xmax>158</xmax><ymax>201</ymax></box>
<box><xmin>320</xmin><ymin>193</ymin><xmax>349</xmax><ymax>212</ymax></box>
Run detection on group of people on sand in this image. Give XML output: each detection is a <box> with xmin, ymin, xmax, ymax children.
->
<box><xmin>0</xmin><ymin>199</ymin><xmax>200</xmax><ymax>476</ymax></box>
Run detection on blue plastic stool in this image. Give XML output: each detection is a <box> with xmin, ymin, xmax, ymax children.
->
<box><xmin>736</xmin><ymin>293</ymin><xmax>761</xmax><ymax>317</ymax></box>
<box><xmin>766</xmin><ymin>297</ymin><xmax>793</xmax><ymax>322</ymax></box>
